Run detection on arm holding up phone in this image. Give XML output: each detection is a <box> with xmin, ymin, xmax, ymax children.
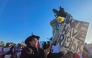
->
<box><xmin>46</xmin><ymin>44</ymin><xmax>63</xmax><ymax>58</ymax></box>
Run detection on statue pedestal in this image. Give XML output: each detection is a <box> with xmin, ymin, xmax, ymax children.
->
<box><xmin>50</xmin><ymin>19</ymin><xmax>61</xmax><ymax>43</ymax></box>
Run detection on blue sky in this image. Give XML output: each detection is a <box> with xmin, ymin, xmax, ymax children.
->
<box><xmin>0</xmin><ymin>0</ymin><xmax>92</xmax><ymax>44</ymax></box>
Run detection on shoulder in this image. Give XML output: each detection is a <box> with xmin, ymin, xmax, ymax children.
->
<box><xmin>22</xmin><ymin>47</ymin><xmax>34</xmax><ymax>51</ymax></box>
<box><xmin>21</xmin><ymin>47</ymin><xmax>30</xmax><ymax>54</ymax></box>
<box><xmin>22</xmin><ymin>47</ymin><xmax>29</xmax><ymax>51</ymax></box>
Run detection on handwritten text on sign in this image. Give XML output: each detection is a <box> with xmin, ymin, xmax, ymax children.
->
<box><xmin>58</xmin><ymin>14</ymin><xmax>89</xmax><ymax>55</ymax></box>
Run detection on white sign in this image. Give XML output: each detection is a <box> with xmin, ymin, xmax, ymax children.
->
<box><xmin>58</xmin><ymin>14</ymin><xmax>89</xmax><ymax>55</ymax></box>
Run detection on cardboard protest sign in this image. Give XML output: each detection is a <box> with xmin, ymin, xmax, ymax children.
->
<box><xmin>58</xmin><ymin>14</ymin><xmax>89</xmax><ymax>55</ymax></box>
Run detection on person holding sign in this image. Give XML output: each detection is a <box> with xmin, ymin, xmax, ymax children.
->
<box><xmin>20</xmin><ymin>35</ymin><xmax>51</xmax><ymax>58</ymax></box>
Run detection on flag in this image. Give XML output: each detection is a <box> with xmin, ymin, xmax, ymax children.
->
<box><xmin>37</xmin><ymin>41</ymin><xmax>40</xmax><ymax>48</ymax></box>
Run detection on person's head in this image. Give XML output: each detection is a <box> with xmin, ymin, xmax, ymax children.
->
<box><xmin>43</xmin><ymin>42</ymin><xmax>46</xmax><ymax>47</ymax></box>
<box><xmin>6</xmin><ymin>43</ymin><xmax>10</xmax><ymax>47</ymax></box>
<box><xmin>47</xmin><ymin>41</ymin><xmax>50</xmax><ymax>44</ymax></box>
<box><xmin>25</xmin><ymin>35</ymin><xmax>40</xmax><ymax>47</ymax></box>
<box><xmin>18</xmin><ymin>43</ymin><xmax>22</xmax><ymax>48</ymax></box>
<box><xmin>44</xmin><ymin>42</ymin><xmax>46</xmax><ymax>45</ymax></box>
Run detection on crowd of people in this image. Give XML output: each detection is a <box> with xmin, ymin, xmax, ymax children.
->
<box><xmin>0</xmin><ymin>43</ymin><xmax>24</xmax><ymax>58</ymax></box>
<box><xmin>0</xmin><ymin>35</ymin><xmax>92</xmax><ymax>58</ymax></box>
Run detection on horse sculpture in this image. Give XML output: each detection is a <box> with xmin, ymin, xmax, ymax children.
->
<box><xmin>52</xmin><ymin>6</ymin><xmax>68</xmax><ymax>18</ymax></box>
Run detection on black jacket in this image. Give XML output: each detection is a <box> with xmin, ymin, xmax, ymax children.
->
<box><xmin>20</xmin><ymin>46</ymin><xmax>63</xmax><ymax>58</ymax></box>
<box><xmin>20</xmin><ymin>46</ymin><xmax>45</xmax><ymax>58</ymax></box>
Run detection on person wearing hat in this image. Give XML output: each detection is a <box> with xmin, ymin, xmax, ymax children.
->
<box><xmin>20</xmin><ymin>35</ymin><xmax>64</xmax><ymax>58</ymax></box>
<box><xmin>20</xmin><ymin>35</ymin><xmax>50</xmax><ymax>58</ymax></box>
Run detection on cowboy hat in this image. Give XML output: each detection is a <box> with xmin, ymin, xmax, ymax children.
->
<box><xmin>25</xmin><ymin>35</ymin><xmax>40</xmax><ymax>44</ymax></box>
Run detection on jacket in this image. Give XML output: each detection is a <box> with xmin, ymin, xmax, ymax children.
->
<box><xmin>20</xmin><ymin>46</ymin><xmax>63</xmax><ymax>58</ymax></box>
<box><xmin>20</xmin><ymin>46</ymin><xmax>45</xmax><ymax>58</ymax></box>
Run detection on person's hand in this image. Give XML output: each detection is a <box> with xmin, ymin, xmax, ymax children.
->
<box><xmin>29</xmin><ymin>48</ymin><xmax>33</xmax><ymax>54</ymax></box>
<box><xmin>62</xmin><ymin>49</ymin><xmax>68</xmax><ymax>55</ymax></box>
<box><xmin>44</xmin><ymin>48</ymin><xmax>50</xmax><ymax>56</ymax></box>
